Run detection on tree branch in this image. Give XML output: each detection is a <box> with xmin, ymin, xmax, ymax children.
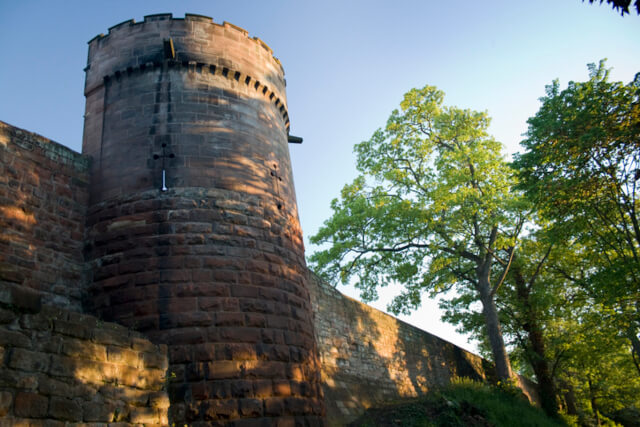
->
<box><xmin>491</xmin><ymin>246</ymin><xmax>515</xmax><ymax>296</ymax></box>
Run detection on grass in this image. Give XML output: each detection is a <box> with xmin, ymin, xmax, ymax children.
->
<box><xmin>349</xmin><ymin>378</ymin><xmax>567</xmax><ymax>427</ymax></box>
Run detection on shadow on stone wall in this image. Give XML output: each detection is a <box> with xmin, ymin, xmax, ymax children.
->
<box><xmin>0</xmin><ymin>283</ymin><xmax>169</xmax><ymax>424</ymax></box>
<box><xmin>83</xmin><ymin>78</ymin><xmax>325</xmax><ymax>423</ymax></box>
<box><xmin>308</xmin><ymin>272</ymin><xmax>492</xmax><ymax>426</ymax></box>
<box><xmin>0</xmin><ymin>122</ymin><xmax>89</xmax><ymax>312</ymax></box>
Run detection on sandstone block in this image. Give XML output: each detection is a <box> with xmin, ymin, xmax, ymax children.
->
<box><xmin>48</xmin><ymin>396</ymin><xmax>82</xmax><ymax>421</ymax></box>
<box><xmin>8</xmin><ymin>347</ymin><xmax>50</xmax><ymax>373</ymax></box>
<box><xmin>0</xmin><ymin>391</ymin><xmax>12</xmax><ymax>417</ymax></box>
<box><xmin>82</xmin><ymin>400</ymin><xmax>116</xmax><ymax>422</ymax></box>
<box><xmin>203</xmin><ymin>398</ymin><xmax>238</xmax><ymax>419</ymax></box>
<box><xmin>14</xmin><ymin>391</ymin><xmax>48</xmax><ymax>418</ymax></box>
<box><xmin>238</xmin><ymin>398</ymin><xmax>263</xmax><ymax>417</ymax></box>
<box><xmin>264</xmin><ymin>397</ymin><xmax>285</xmax><ymax>416</ymax></box>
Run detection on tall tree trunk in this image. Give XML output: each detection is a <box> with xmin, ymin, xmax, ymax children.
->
<box><xmin>524</xmin><ymin>323</ymin><xmax>559</xmax><ymax>417</ymax></box>
<box><xmin>559</xmin><ymin>380</ymin><xmax>579</xmax><ymax>415</ymax></box>
<box><xmin>588</xmin><ymin>377</ymin><xmax>601</xmax><ymax>426</ymax></box>
<box><xmin>513</xmin><ymin>266</ymin><xmax>559</xmax><ymax>417</ymax></box>
<box><xmin>477</xmin><ymin>273</ymin><xmax>513</xmax><ymax>381</ymax></box>
<box><xmin>627</xmin><ymin>326</ymin><xmax>640</xmax><ymax>376</ymax></box>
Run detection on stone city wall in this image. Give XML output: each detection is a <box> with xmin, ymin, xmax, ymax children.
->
<box><xmin>308</xmin><ymin>272</ymin><xmax>491</xmax><ymax>426</ymax></box>
<box><xmin>0</xmin><ymin>121</ymin><xmax>90</xmax><ymax>311</ymax></box>
<box><xmin>0</xmin><ymin>281</ymin><xmax>169</xmax><ymax>425</ymax></box>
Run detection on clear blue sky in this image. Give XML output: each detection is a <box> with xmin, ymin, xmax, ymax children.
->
<box><xmin>1</xmin><ymin>0</ymin><xmax>638</xmax><ymax>353</ymax></box>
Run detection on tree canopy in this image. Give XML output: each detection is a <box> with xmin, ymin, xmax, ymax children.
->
<box><xmin>309</xmin><ymin>62</ymin><xmax>640</xmax><ymax>423</ymax></box>
<box><xmin>309</xmin><ymin>85</ymin><xmax>527</xmax><ymax>380</ymax></box>
<box><xmin>513</xmin><ymin>60</ymin><xmax>640</xmax><ymax>365</ymax></box>
<box><xmin>585</xmin><ymin>0</ymin><xmax>640</xmax><ymax>15</ymax></box>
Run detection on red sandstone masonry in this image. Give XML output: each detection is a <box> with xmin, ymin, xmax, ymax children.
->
<box><xmin>0</xmin><ymin>283</ymin><xmax>169</xmax><ymax>425</ymax></box>
<box><xmin>83</xmin><ymin>15</ymin><xmax>324</xmax><ymax>425</ymax></box>
<box><xmin>0</xmin><ymin>121</ymin><xmax>90</xmax><ymax>311</ymax></box>
<box><xmin>0</xmin><ymin>13</ymin><xmax>544</xmax><ymax>427</ymax></box>
<box><xmin>308</xmin><ymin>272</ymin><xmax>539</xmax><ymax>426</ymax></box>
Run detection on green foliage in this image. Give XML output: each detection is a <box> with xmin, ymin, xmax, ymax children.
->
<box><xmin>310</xmin><ymin>84</ymin><xmax>526</xmax><ymax>379</ymax></box>
<box><xmin>310</xmin><ymin>85</ymin><xmax>525</xmax><ymax>312</ymax></box>
<box><xmin>513</xmin><ymin>59</ymin><xmax>640</xmax><ymax>376</ymax></box>
<box><xmin>508</xmin><ymin>61</ymin><xmax>640</xmax><ymax>423</ymax></box>
<box><xmin>514</xmin><ymin>61</ymin><xmax>640</xmax><ymax>294</ymax></box>
<box><xmin>350</xmin><ymin>379</ymin><xmax>565</xmax><ymax>427</ymax></box>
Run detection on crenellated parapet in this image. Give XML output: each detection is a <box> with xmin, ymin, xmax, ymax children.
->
<box><xmin>84</xmin><ymin>14</ymin><xmax>289</xmax><ymax>130</ymax></box>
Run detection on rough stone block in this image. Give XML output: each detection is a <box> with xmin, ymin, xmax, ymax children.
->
<box><xmin>60</xmin><ymin>337</ymin><xmax>107</xmax><ymax>361</ymax></box>
<box><xmin>53</xmin><ymin>319</ymin><xmax>90</xmax><ymax>339</ymax></box>
<box><xmin>9</xmin><ymin>285</ymin><xmax>42</xmax><ymax>313</ymax></box>
<box><xmin>0</xmin><ymin>391</ymin><xmax>12</xmax><ymax>417</ymax></box>
<box><xmin>92</xmin><ymin>328</ymin><xmax>130</xmax><ymax>347</ymax></box>
<box><xmin>207</xmin><ymin>361</ymin><xmax>242</xmax><ymax>380</ymax></box>
<box><xmin>107</xmin><ymin>345</ymin><xmax>140</xmax><ymax>367</ymax></box>
<box><xmin>0</xmin><ymin>328</ymin><xmax>31</xmax><ymax>348</ymax></box>
<box><xmin>264</xmin><ymin>397</ymin><xmax>285</xmax><ymax>416</ymax></box>
<box><xmin>238</xmin><ymin>398</ymin><xmax>263</xmax><ymax>417</ymax></box>
<box><xmin>285</xmin><ymin>397</ymin><xmax>310</xmax><ymax>415</ymax></box>
<box><xmin>209</xmin><ymin>380</ymin><xmax>232</xmax><ymax>399</ymax></box>
<box><xmin>8</xmin><ymin>347</ymin><xmax>50</xmax><ymax>372</ymax></box>
<box><xmin>48</xmin><ymin>354</ymin><xmax>77</xmax><ymax>378</ymax></box>
<box><xmin>14</xmin><ymin>391</ymin><xmax>48</xmax><ymax>418</ymax></box>
<box><xmin>142</xmin><ymin>351</ymin><xmax>167</xmax><ymax>370</ymax></box>
<box><xmin>230</xmin><ymin>380</ymin><xmax>253</xmax><ymax>398</ymax></box>
<box><xmin>129</xmin><ymin>407</ymin><xmax>159</xmax><ymax>424</ymax></box>
<box><xmin>273</xmin><ymin>380</ymin><xmax>291</xmax><ymax>397</ymax></box>
<box><xmin>82</xmin><ymin>400</ymin><xmax>116</xmax><ymax>422</ymax></box>
<box><xmin>0</xmin><ymin>308</ymin><xmax>17</xmax><ymax>324</ymax></box>
<box><xmin>149</xmin><ymin>391</ymin><xmax>170</xmax><ymax>409</ymax></box>
<box><xmin>203</xmin><ymin>398</ymin><xmax>238</xmax><ymax>419</ymax></box>
<box><xmin>48</xmin><ymin>396</ymin><xmax>82</xmax><ymax>421</ymax></box>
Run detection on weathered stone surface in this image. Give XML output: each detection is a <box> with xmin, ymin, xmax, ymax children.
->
<box><xmin>0</xmin><ymin>391</ymin><xmax>12</xmax><ymax>417</ymax></box>
<box><xmin>0</xmin><ymin>300</ymin><xmax>168</xmax><ymax>425</ymax></box>
<box><xmin>309</xmin><ymin>272</ymin><xmax>492</xmax><ymax>425</ymax></box>
<box><xmin>48</xmin><ymin>396</ymin><xmax>82</xmax><ymax>421</ymax></box>
<box><xmin>81</xmin><ymin>14</ymin><xmax>324</xmax><ymax>426</ymax></box>
<box><xmin>14</xmin><ymin>391</ymin><xmax>48</xmax><ymax>418</ymax></box>
<box><xmin>0</xmin><ymin>122</ymin><xmax>89</xmax><ymax>312</ymax></box>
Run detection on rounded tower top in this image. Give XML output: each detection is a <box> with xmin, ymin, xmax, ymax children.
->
<box><xmin>85</xmin><ymin>13</ymin><xmax>288</xmax><ymax>127</ymax></box>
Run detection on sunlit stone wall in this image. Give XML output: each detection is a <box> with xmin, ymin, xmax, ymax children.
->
<box><xmin>82</xmin><ymin>14</ymin><xmax>324</xmax><ymax>425</ymax></box>
<box><xmin>0</xmin><ymin>122</ymin><xmax>89</xmax><ymax>311</ymax></box>
<box><xmin>0</xmin><ymin>281</ymin><xmax>169</xmax><ymax>424</ymax></box>
<box><xmin>308</xmin><ymin>272</ymin><xmax>489</xmax><ymax>426</ymax></box>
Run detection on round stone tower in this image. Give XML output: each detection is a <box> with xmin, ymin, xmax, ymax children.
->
<box><xmin>82</xmin><ymin>13</ymin><xmax>324</xmax><ymax>425</ymax></box>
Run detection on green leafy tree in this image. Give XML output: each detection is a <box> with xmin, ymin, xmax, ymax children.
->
<box><xmin>545</xmin><ymin>291</ymin><xmax>640</xmax><ymax>425</ymax></box>
<box><xmin>442</xmin><ymin>230</ymin><xmax>640</xmax><ymax>421</ymax></box>
<box><xmin>440</xmin><ymin>230</ymin><xmax>564</xmax><ymax>418</ymax></box>
<box><xmin>584</xmin><ymin>0</ymin><xmax>640</xmax><ymax>16</ymax></box>
<box><xmin>513</xmin><ymin>60</ymin><xmax>640</xmax><ymax>371</ymax></box>
<box><xmin>503</xmin><ymin>237</ymin><xmax>559</xmax><ymax>417</ymax></box>
<box><xmin>309</xmin><ymin>85</ymin><xmax>527</xmax><ymax>381</ymax></box>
